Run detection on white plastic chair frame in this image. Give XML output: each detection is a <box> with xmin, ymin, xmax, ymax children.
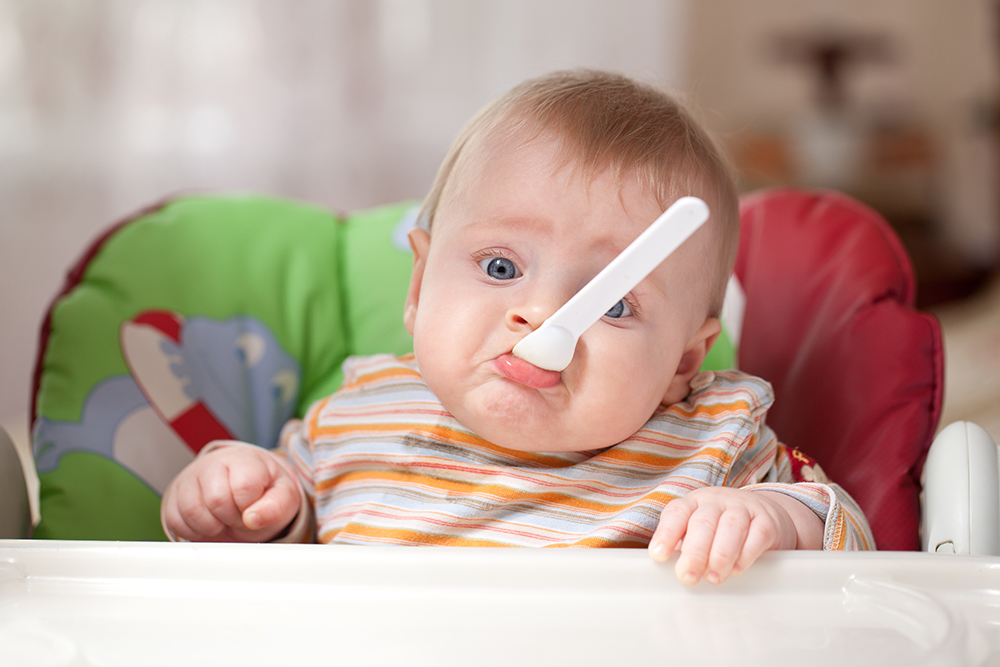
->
<box><xmin>922</xmin><ymin>421</ymin><xmax>1000</xmax><ymax>556</ymax></box>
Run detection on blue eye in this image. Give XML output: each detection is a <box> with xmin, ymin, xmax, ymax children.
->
<box><xmin>480</xmin><ymin>256</ymin><xmax>521</xmax><ymax>280</ymax></box>
<box><xmin>604</xmin><ymin>299</ymin><xmax>632</xmax><ymax>319</ymax></box>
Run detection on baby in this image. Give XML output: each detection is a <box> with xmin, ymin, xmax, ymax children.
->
<box><xmin>162</xmin><ymin>70</ymin><xmax>874</xmax><ymax>584</ymax></box>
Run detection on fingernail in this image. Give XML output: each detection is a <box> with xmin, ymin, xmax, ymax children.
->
<box><xmin>681</xmin><ymin>571</ymin><xmax>699</xmax><ymax>585</ymax></box>
<box><xmin>706</xmin><ymin>571</ymin><xmax>721</xmax><ymax>584</ymax></box>
<box><xmin>649</xmin><ymin>543</ymin><xmax>669</xmax><ymax>562</ymax></box>
<box><xmin>244</xmin><ymin>511</ymin><xmax>260</xmax><ymax>530</ymax></box>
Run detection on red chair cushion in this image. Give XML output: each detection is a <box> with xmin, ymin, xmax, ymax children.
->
<box><xmin>736</xmin><ymin>189</ymin><xmax>944</xmax><ymax>551</ymax></box>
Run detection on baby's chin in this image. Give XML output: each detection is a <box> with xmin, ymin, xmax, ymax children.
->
<box><xmin>438</xmin><ymin>385</ymin><xmax>589</xmax><ymax>452</ymax></box>
<box><xmin>425</xmin><ymin>367</ymin><xmax>649</xmax><ymax>453</ymax></box>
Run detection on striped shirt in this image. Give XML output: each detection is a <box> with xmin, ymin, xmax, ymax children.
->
<box><xmin>278</xmin><ymin>354</ymin><xmax>874</xmax><ymax>550</ymax></box>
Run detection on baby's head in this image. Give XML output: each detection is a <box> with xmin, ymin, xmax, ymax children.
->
<box><xmin>403</xmin><ymin>69</ymin><xmax>739</xmax><ymax>453</ymax></box>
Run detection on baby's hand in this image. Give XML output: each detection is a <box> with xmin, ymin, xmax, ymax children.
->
<box><xmin>161</xmin><ymin>444</ymin><xmax>300</xmax><ymax>543</ymax></box>
<box><xmin>648</xmin><ymin>487</ymin><xmax>821</xmax><ymax>585</ymax></box>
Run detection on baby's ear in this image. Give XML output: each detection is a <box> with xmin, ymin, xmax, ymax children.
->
<box><xmin>403</xmin><ymin>227</ymin><xmax>431</xmax><ymax>336</ymax></box>
<box><xmin>661</xmin><ymin>318</ymin><xmax>722</xmax><ymax>406</ymax></box>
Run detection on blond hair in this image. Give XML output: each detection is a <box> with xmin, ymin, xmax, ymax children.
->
<box><xmin>420</xmin><ymin>69</ymin><xmax>739</xmax><ymax>317</ymax></box>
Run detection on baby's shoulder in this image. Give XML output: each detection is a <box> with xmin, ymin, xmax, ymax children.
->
<box><xmin>339</xmin><ymin>353</ymin><xmax>422</xmax><ymax>390</ymax></box>
<box><xmin>318</xmin><ymin>352</ymin><xmax>437</xmax><ymax>414</ymax></box>
<box><xmin>624</xmin><ymin>370</ymin><xmax>775</xmax><ymax>457</ymax></box>
<box><xmin>299</xmin><ymin>354</ymin><xmax>433</xmax><ymax>422</ymax></box>
<box><xmin>678</xmin><ymin>369</ymin><xmax>775</xmax><ymax>416</ymax></box>
<box><xmin>290</xmin><ymin>354</ymin><xmax>439</xmax><ymax>441</ymax></box>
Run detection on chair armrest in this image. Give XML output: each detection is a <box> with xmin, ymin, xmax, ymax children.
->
<box><xmin>921</xmin><ymin>421</ymin><xmax>999</xmax><ymax>555</ymax></box>
<box><xmin>0</xmin><ymin>427</ymin><xmax>31</xmax><ymax>539</ymax></box>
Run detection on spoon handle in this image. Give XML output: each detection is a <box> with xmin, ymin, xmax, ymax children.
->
<box><xmin>547</xmin><ymin>196</ymin><xmax>709</xmax><ymax>337</ymax></box>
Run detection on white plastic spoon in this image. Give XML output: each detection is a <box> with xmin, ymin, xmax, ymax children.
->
<box><xmin>511</xmin><ymin>196</ymin><xmax>710</xmax><ymax>372</ymax></box>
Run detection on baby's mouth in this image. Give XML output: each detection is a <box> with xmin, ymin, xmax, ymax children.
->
<box><xmin>494</xmin><ymin>353</ymin><xmax>562</xmax><ymax>389</ymax></box>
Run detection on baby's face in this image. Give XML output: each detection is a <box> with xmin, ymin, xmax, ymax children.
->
<box><xmin>404</xmin><ymin>131</ymin><xmax>720</xmax><ymax>452</ymax></box>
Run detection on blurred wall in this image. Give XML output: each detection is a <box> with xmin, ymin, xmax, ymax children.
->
<box><xmin>687</xmin><ymin>0</ymin><xmax>1000</xmax><ymax>272</ymax></box>
<box><xmin>0</xmin><ymin>0</ymin><xmax>688</xmax><ymax>451</ymax></box>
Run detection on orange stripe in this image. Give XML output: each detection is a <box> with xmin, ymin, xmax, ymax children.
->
<box><xmin>596</xmin><ymin>446</ymin><xmax>735</xmax><ymax>470</ymax></box>
<box><xmin>343</xmin><ymin>507</ymin><xmax>581</xmax><ymax>541</ymax></box>
<box><xmin>312</xmin><ymin>422</ymin><xmax>574</xmax><ymax>468</ymax></box>
<box><xmin>342</xmin><ymin>364</ymin><xmax>422</xmax><ymax>389</ymax></box>
<box><xmin>319</xmin><ymin>472</ymin><xmax>679</xmax><ymax>517</ymax></box>
<box><xmin>322</xmin><ymin>524</ymin><xmax>652</xmax><ymax>549</ymax></box>
<box><xmin>561</xmin><ymin>537</ymin><xmax>649</xmax><ymax>548</ymax></box>
<box><xmin>667</xmin><ymin>399</ymin><xmax>753</xmax><ymax>419</ymax></box>
<box><xmin>355</xmin><ymin>504</ymin><xmax>584</xmax><ymax>539</ymax></box>
<box><xmin>320</xmin><ymin>524</ymin><xmax>516</xmax><ymax>547</ymax></box>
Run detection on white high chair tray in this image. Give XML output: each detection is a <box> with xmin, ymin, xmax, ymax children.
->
<box><xmin>0</xmin><ymin>541</ymin><xmax>998</xmax><ymax>667</ymax></box>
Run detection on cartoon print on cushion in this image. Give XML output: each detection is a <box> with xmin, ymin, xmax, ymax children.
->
<box><xmin>33</xmin><ymin>375</ymin><xmax>187</xmax><ymax>495</ymax></box>
<box><xmin>33</xmin><ymin>311</ymin><xmax>300</xmax><ymax>495</ymax></box>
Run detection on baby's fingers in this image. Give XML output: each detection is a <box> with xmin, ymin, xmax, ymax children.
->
<box><xmin>168</xmin><ymin>475</ymin><xmax>231</xmax><ymax>541</ymax></box>
<box><xmin>673</xmin><ymin>504</ymin><xmax>724</xmax><ymax>585</ymax></box>
<box><xmin>731</xmin><ymin>515</ymin><xmax>781</xmax><ymax>575</ymax></box>
<box><xmin>648</xmin><ymin>498</ymin><xmax>695</xmax><ymax>562</ymax></box>
<box><xmin>704</xmin><ymin>506</ymin><xmax>751</xmax><ymax>584</ymax></box>
<box><xmin>241</xmin><ymin>473</ymin><xmax>300</xmax><ymax>533</ymax></box>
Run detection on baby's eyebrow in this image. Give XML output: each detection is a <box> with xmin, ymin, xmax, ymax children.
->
<box><xmin>462</xmin><ymin>216</ymin><xmax>621</xmax><ymax>253</ymax></box>
<box><xmin>462</xmin><ymin>215</ymin><xmax>551</xmax><ymax>234</ymax></box>
<box><xmin>461</xmin><ymin>214</ymin><xmax>662</xmax><ymax>271</ymax></box>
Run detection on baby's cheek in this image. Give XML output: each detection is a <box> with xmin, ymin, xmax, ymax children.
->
<box><xmin>604</xmin><ymin>348</ymin><xmax>671</xmax><ymax>414</ymax></box>
<box><xmin>573</xmin><ymin>375</ymin><xmax>656</xmax><ymax>445</ymax></box>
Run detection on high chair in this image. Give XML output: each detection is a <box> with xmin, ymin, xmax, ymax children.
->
<box><xmin>737</xmin><ymin>189</ymin><xmax>998</xmax><ymax>555</ymax></box>
<box><xmin>737</xmin><ymin>188</ymin><xmax>942</xmax><ymax>551</ymax></box>
<box><xmin>4</xmin><ymin>188</ymin><xmax>997</xmax><ymax>552</ymax></box>
<box><xmin>3</xmin><ymin>187</ymin><xmax>1000</xmax><ymax>667</ymax></box>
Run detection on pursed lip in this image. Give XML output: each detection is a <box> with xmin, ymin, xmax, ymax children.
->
<box><xmin>493</xmin><ymin>352</ymin><xmax>562</xmax><ymax>389</ymax></box>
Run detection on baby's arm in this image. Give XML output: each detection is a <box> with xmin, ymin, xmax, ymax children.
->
<box><xmin>161</xmin><ymin>442</ymin><xmax>302</xmax><ymax>543</ymax></box>
<box><xmin>648</xmin><ymin>487</ymin><xmax>823</xmax><ymax>585</ymax></box>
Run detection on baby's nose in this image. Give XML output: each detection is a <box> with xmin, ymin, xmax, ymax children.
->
<box><xmin>505</xmin><ymin>293</ymin><xmax>565</xmax><ymax>332</ymax></box>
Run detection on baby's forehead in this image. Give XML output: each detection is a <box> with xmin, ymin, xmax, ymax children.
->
<box><xmin>448</xmin><ymin>127</ymin><xmax>660</xmax><ymax>213</ymax></box>
<box><xmin>464</xmin><ymin>124</ymin><xmax>600</xmax><ymax>181</ymax></box>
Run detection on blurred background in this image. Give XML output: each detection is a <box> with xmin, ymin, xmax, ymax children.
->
<box><xmin>2</xmin><ymin>0</ymin><xmax>999</xmax><ymax>477</ymax></box>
